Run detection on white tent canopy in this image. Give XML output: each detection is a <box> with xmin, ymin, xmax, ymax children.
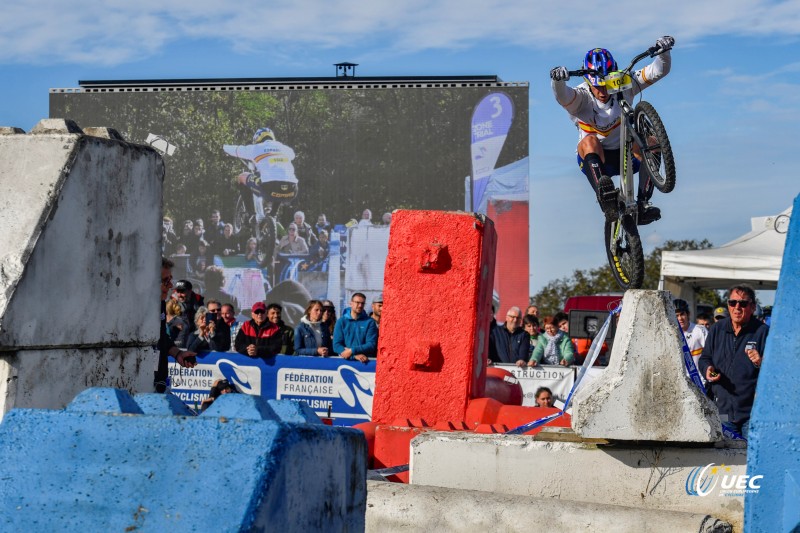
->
<box><xmin>660</xmin><ymin>206</ymin><xmax>792</xmax><ymax>301</ymax></box>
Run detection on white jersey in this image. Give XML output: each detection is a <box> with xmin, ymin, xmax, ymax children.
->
<box><xmin>223</xmin><ymin>139</ymin><xmax>298</xmax><ymax>184</ymax></box>
<box><xmin>682</xmin><ymin>322</ymin><xmax>708</xmax><ymax>382</ymax></box>
<box><xmin>551</xmin><ymin>51</ymin><xmax>671</xmax><ymax>149</ymax></box>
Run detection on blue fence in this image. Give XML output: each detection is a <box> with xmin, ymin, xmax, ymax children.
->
<box><xmin>169</xmin><ymin>352</ymin><xmax>376</xmax><ymax>426</ymax></box>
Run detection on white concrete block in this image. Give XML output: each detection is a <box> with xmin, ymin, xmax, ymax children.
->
<box><xmin>410</xmin><ymin>431</ymin><xmax>745</xmax><ymax>530</ymax></box>
<box><xmin>0</xmin><ymin>128</ymin><xmax>163</xmax><ymax>348</ymax></box>
<box><xmin>571</xmin><ymin>290</ymin><xmax>722</xmax><ymax>442</ymax></box>
<box><xmin>366</xmin><ymin>480</ymin><xmax>732</xmax><ymax>533</ymax></box>
<box><xmin>0</xmin><ymin>347</ymin><xmax>155</xmax><ymax>417</ymax></box>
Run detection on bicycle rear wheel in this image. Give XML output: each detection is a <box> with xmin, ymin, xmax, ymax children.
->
<box><xmin>634</xmin><ymin>101</ymin><xmax>676</xmax><ymax>194</ymax></box>
<box><xmin>604</xmin><ymin>215</ymin><xmax>644</xmax><ymax>290</ymax></box>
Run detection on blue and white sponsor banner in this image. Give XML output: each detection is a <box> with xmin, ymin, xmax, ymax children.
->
<box><xmin>169</xmin><ymin>352</ymin><xmax>376</xmax><ymax>426</ymax></box>
<box><xmin>470</xmin><ymin>92</ymin><xmax>514</xmax><ymax>212</ymax></box>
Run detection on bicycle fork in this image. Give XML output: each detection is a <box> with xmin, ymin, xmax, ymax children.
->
<box><xmin>618</xmin><ymin>99</ymin><xmax>639</xmax><ymax>222</ymax></box>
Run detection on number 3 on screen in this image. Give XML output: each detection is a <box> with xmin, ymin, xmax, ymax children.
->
<box><xmin>490</xmin><ymin>96</ymin><xmax>502</xmax><ymax>118</ymax></box>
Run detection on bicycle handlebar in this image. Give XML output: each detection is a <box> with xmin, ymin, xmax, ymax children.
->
<box><xmin>567</xmin><ymin>45</ymin><xmax>672</xmax><ymax>80</ymax></box>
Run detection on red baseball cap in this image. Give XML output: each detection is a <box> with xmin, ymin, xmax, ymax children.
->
<box><xmin>251</xmin><ymin>301</ymin><xmax>267</xmax><ymax>313</ymax></box>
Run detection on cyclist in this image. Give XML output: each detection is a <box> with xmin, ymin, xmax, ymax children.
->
<box><xmin>550</xmin><ymin>36</ymin><xmax>674</xmax><ymax>225</ymax></box>
<box><xmin>223</xmin><ymin>127</ymin><xmax>299</xmax><ymax>210</ymax></box>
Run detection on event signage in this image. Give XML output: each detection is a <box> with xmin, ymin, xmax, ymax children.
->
<box><xmin>169</xmin><ymin>352</ymin><xmax>376</xmax><ymax>426</ymax></box>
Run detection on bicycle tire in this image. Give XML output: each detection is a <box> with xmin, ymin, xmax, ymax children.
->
<box><xmin>604</xmin><ymin>215</ymin><xmax>644</xmax><ymax>290</ymax></box>
<box><xmin>258</xmin><ymin>215</ymin><xmax>277</xmax><ymax>270</ymax></box>
<box><xmin>634</xmin><ymin>101</ymin><xmax>676</xmax><ymax>194</ymax></box>
<box><xmin>233</xmin><ymin>193</ymin><xmax>249</xmax><ymax>236</ymax></box>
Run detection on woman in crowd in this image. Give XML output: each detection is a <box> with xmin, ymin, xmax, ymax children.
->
<box><xmin>321</xmin><ymin>299</ymin><xmax>338</xmax><ymax>338</ymax></box>
<box><xmin>535</xmin><ymin>386</ymin><xmax>555</xmax><ymax>408</ymax></box>
<box><xmin>185</xmin><ymin>306</ymin><xmax>224</xmax><ymax>352</ymax></box>
<box><xmin>529</xmin><ymin>316</ymin><xmax>574</xmax><ymax>367</ymax></box>
<box><xmin>278</xmin><ymin>223</ymin><xmax>309</xmax><ymax>255</ymax></box>
<box><xmin>294</xmin><ymin>300</ymin><xmax>333</xmax><ymax>356</ymax></box>
<box><xmin>244</xmin><ymin>237</ymin><xmax>259</xmax><ymax>263</ymax></box>
<box><xmin>165</xmin><ymin>299</ymin><xmax>190</xmax><ymax>348</ymax></box>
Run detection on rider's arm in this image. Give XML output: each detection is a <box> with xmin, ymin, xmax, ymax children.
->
<box><xmin>551</xmin><ymin>79</ymin><xmax>589</xmax><ymax>116</ymax></box>
<box><xmin>632</xmin><ymin>50</ymin><xmax>671</xmax><ymax>94</ymax></box>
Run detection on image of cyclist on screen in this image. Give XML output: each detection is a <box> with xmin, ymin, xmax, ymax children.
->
<box><xmin>549</xmin><ymin>36</ymin><xmax>674</xmax><ymax>225</ymax></box>
<box><xmin>223</xmin><ymin>127</ymin><xmax>299</xmax><ymax>210</ymax></box>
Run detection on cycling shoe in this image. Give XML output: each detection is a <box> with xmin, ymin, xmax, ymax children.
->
<box><xmin>596</xmin><ymin>176</ymin><xmax>617</xmax><ymax>220</ymax></box>
<box><xmin>637</xmin><ymin>202</ymin><xmax>661</xmax><ymax>225</ymax></box>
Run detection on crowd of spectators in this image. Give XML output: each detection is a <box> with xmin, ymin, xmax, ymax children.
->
<box><xmin>162</xmin><ymin>207</ymin><xmax>393</xmax><ymax>281</ymax></box>
<box><xmin>165</xmin><ymin>279</ymin><xmax>382</xmax><ymax>365</ymax></box>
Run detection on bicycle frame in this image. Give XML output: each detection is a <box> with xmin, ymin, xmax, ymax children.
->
<box><xmin>571</xmin><ymin>46</ymin><xmax>668</xmax><ymax>222</ymax></box>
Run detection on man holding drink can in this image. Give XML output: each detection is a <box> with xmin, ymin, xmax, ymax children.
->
<box><xmin>698</xmin><ymin>284</ymin><xmax>769</xmax><ymax>439</ymax></box>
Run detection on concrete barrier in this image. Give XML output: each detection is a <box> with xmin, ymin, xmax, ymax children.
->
<box><xmin>409</xmin><ymin>431</ymin><xmax>745</xmax><ymax>530</ymax></box>
<box><xmin>0</xmin><ymin>119</ymin><xmax>162</xmax><ymax>417</ymax></box>
<box><xmin>0</xmin><ymin>388</ymin><xmax>367</xmax><ymax>531</ymax></box>
<box><xmin>745</xmin><ymin>193</ymin><xmax>800</xmax><ymax>532</ymax></box>
<box><xmin>571</xmin><ymin>290</ymin><xmax>721</xmax><ymax>442</ymax></box>
<box><xmin>366</xmin><ymin>480</ymin><xmax>732</xmax><ymax>532</ymax></box>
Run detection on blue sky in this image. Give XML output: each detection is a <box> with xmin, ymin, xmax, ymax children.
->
<box><xmin>1</xmin><ymin>0</ymin><xmax>798</xmax><ymax>300</ymax></box>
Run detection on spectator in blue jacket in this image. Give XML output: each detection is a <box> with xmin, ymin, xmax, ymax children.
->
<box><xmin>333</xmin><ymin>292</ymin><xmax>378</xmax><ymax>363</ymax></box>
<box><xmin>295</xmin><ymin>300</ymin><xmax>333</xmax><ymax>356</ymax></box>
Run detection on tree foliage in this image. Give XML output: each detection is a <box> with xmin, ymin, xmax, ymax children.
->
<box><xmin>532</xmin><ymin>239</ymin><xmax>722</xmax><ymax>316</ymax></box>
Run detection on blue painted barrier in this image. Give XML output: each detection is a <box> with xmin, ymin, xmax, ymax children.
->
<box><xmin>0</xmin><ymin>387</ymin><xmax>367</xmax><ymax>532</ymax></box>
<box><xmin>745</xmin><ymin>195</ymin><xmax>800</xmax><ymax>532</ymax></box>
<box><xmin>169</xmin><ymin>352</ymin><xmax>376</xmax><ymax>426</ymax></box>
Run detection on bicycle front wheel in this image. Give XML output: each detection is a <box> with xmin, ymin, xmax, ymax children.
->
<box><xmin>635</xmin><ymin>101</ymin><xmax>676</xmax><ymax>194</ymax></box>
<box><xmin>604</xmin><ymin>215</ymin><xmax>644</xmax><ymax>290</ymax></box>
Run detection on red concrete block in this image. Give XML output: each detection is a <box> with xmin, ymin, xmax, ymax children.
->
<box><xmin>372</xmin><ymin>211</ymin><xmax>497</xmax><ymax>425</ymax></box>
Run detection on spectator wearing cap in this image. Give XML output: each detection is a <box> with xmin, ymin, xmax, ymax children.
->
<box><xmin>321</xmin><ymin>300</ymin><xmax>337</xmax><ymax>338</ymax></box>
<box><xmin>156</xmin><ymin>257</ymin><xmax>197</xmax><ymax>393</ymax></box>
<box><xmin>370</xmin><ymin>293</ymin><xmax>384</xmax><ymax>330</ymax></box>
<box><xmin>713</xmin><ymin>306</ymin><xmax>728</xmax><ymax>323</ymax></box>
<box><xmin>699</xmin><ymin>284</ymin><xmax>769</xmax><ymax>438</ymax></box>
<box><xmin>172</xmin><ymin>279</ymin><xmax>205</xmax><ymax>332</ymax></box>
<box><xmin>234</xmin><ymin>302</ymin><xmax>282</xmax><ymax>359</ymax></box>
<box><xmin>673</xmin><ymin>298</ymin><xmax>708</xmax><ymax>380</ymax></box>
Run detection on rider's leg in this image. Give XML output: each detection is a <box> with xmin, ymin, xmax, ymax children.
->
<box><xmin>578</xmin><ymin>136</ymin><xmax>616</xmax><ymax>218</ymax></box>
<box><xmin>577</xmin><ymin>136</ymin><xmax>606</xmax><ymax>192</ymax></box>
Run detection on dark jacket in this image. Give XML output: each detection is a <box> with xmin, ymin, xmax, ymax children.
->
<box><xmin>278</xmin><ymin>322</ymin><xmax>295</xmax><ymax>355</ymax></box>
<box><xmin>489</xmin><ymin>323</ymin><xmax>529</xmax><ymax>364</ymax></box>
<box><xmin>332</xmin><ymin>310</ymin><xmax>378</xmax><ymax>357</ymax></box>
<box><xmin>294</xmin><ymin>319</ymin><xmax>334</xmax><ymax>356</ymax></box>
<box><xmin>167</xmin><ymin>316</ymin><xmax>190</xmax><ymax>348</ymax></box>
<box><xmin>234</xmin><ymin>319</ymin><xmax>282</xmax><ymax>358</ymax></box>
<box><xmin>185</xmin><ymin>329</ymin><xmax>224</xmax><ymax>353</ymax></box>
<box><xmin>155</xmin><ymin>300</ymin><xmax>177</xmax><ymax>392</ymax></box>
<box><xmin>698</xmin><ymin>317</ymin><xmax>769</xmax><ymax>428</ymax></box>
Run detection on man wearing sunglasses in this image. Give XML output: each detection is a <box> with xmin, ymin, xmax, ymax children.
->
<box><xmin>698</xmin><ymin>284</ymin><xmax>769</xmax><ymax>439</ymax></box>
<box><xmin>234</xmin><ymin>302</ymin><xmax>282</xmax><ymax>359</ymax></box>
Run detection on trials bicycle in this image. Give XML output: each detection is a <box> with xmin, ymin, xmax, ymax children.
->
<box><xmin>569</xmin><ymin>44</ymin><xmax>676</xmax><ymax>290</ymax></box>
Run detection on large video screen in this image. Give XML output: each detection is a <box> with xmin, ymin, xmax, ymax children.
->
<box><xmin>51</xmin><ymin>84</ymin><xmax>529</xmax><ymax>325</ymax></box>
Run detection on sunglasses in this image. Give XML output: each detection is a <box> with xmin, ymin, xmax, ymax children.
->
<box><xmin>727</xmin><ymin>299</ymin><xmax>751</xmax><ymax>308</ymax></box>
<box><xmin>252</xmin><ymin>309</ymin><xmax>266</xmax><ymax>315</ymax></box>
<box><xmin>208</xmin><ymin>308</ymin><xmax>220</xmax><ymax>313</ymax></box>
